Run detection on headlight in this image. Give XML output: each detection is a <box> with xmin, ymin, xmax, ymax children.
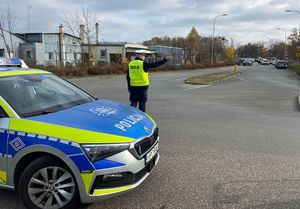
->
<box><xmin>81</xmin><ymin>144</ymin><xmax>129</xmax><ymax>162</ymax></box>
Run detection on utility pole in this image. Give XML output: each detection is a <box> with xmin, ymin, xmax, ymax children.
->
<box><xmin>211</xmin><ymin>13</ymin><xmax>228</xmax><ymax>65</ymax></box>
<box><xmin>27</xmin><ymin>4</ymin><xmax>31</xmax><ymax>33</ymax></box>
<box><xmin>277</xmin><ymin>28</ymin><xmax>287</xmax><ymax>60</ymax></box>
<box><xmin>285</xmin><ymin>10</ymin><xmax>300</xmax><ymax>62</ymax></box>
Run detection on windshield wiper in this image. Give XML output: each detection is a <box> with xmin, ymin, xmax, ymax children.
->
<box><xmin>23</xmin><ymin>110</ymin><xmax>57</xmax><ymax>117</ymax></box>
<box><xmin>69</xmin><ymin>99</ymin><xmax>91</xmax><ymax>108</ymax></box>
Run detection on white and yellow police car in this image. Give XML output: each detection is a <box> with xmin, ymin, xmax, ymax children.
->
<box><xmin>0</xmin><ymin>58</ymin><xmax>159</xmax><ymax>209</ymax></box>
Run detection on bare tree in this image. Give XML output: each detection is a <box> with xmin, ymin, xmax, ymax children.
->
<box><xmin>61</xmin><ymin>8</ymin><xmax>99</xmax><ymax>65</ymax></box>
<box><xmin>0</xmin><ymin>22</ymin><xmax>10</xmax><ymax>57</ymax></box>
<box><xmin>62</xmin><ymin>8</ymin><xmax>99</xmax><ymax>44</ymax></box>
<box><xmin>186</xmin><ymin>27</ymin><xmax>200</xmax><ymax>64</ymax></box>
<box><xmin>7</xmin><ymin>4</ymin><xmax>18</xmax><ymax>56</ymax></box>
<box><xmin>0</xmin><ymin>4</ymin><xmax>18</xmax><ymax>57</ymax></box>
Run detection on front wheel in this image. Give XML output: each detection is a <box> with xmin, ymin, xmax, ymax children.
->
<box><xmin>18</xmin><ymin>156</ymin><xmax>80</xmax><ymax>209</ymax></box>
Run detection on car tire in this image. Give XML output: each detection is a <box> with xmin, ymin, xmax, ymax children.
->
<box><xmin>18</xmin><ymin>156</ymin><xmax>80</xmax><ymax>209</ymax></box>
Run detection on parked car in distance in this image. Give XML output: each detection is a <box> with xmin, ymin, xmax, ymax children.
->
<box><xmin>275</xmin><ymin>60</ymin><xmax>288</xmax><ymax>69</ymax></box>
<box><xmin>270</xmin><ymin>58</ymin><xmax>277</xmax><ymax>65</ymax></box>
<box><xmin>260</xmin><ymin>58</ymin><xmax>270</xmax><ymax>65</ymax></box>
<box><xmin>242</xmin><ymin>58</ymin><xmax>254</xmax><ymax>66</ymax></box>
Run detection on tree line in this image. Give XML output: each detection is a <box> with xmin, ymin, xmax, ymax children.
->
<box><xmin>143</xmin><ymin>27</ymin><xmax>300</xmax><ymax>64</ymax></box>
<box><xmin>143</xmin><ymin>27</ymin><xmax>230</xmax><ymax>64</ymax></box>
<box><xmin>236</xmin><ymin>28</ymin><xmax>299</xmax><ymax>60</ymax></box>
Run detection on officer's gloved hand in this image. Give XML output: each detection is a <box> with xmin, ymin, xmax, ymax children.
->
<box><xmin>166</xmin><ymin>56</ymin><xmax>173</xmax><ymax>61</ymax></box>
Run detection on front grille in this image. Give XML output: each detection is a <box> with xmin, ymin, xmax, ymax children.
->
<box><xmin>90</xmin><ymin>154</ymin><xmax>158</xmax><ymax>193</ymax></box>
<box><xmin>134</xmin><ymin>127</ymin><xmax>158</xmax><ymax>156</ymax></box>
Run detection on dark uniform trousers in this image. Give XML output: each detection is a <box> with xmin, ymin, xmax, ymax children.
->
<box><xmin>129</xmin><ymin>87</ymin><xmax>148</xmax><ymax>112</ymax></box>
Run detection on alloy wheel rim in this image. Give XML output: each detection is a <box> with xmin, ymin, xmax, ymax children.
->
<box><xmin>28</xmin><ymin>166</ymin><xmax>75</xmax><ymax>209</ymax></box>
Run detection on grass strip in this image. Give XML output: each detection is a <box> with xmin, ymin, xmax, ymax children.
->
<box><xmin>185</xmin><ymin>71</ymin><xmax>240</xmax><ymax>85</ymax></box>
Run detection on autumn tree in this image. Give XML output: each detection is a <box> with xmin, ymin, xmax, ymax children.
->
<box><xmin>226</xmin><ymin>47</ymin><xmax>235</xmax><ymax>63</ymax></box>
<box><xmin>213</xmin><ymin>37</ymin><xmax>227</xmax><ymax>62</ymax></box>
<box><xmin>236</xmin><ymin>42</ymin><xmax>267</xmax><ymax>58</ymax></box>
<box><xmin>186</xmin><ymin>27</ymin><xmax>200</xmax><ymax>63</ymax></box>
<box><xmin>268</xmin><ymin>42</ymin><xmax>285</xmax><ymax>59</ymax></box>
<box><xmin>197</xmin><ymin>37</ymin><xmax>211</xmax><ymax>64</ymax></box>
<box><xmin>143</xmin><ymin>36</ymin><xmax>185</xmax><ymax>48</ymax></box>
<box><xmin>287</xmin><ymin>27</ymin><xmax>299</xmax><ymax>60</ymax></box>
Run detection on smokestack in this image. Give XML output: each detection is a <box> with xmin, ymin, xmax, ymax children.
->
<box><xmin>95</xmin><ymin>23</ymin><xmax>99</xmax><ymax>44</ymax></box>
<box><xmin>79</xmin><ymin>24</ymin><xmax>85</xmax><ymax>44</ymax></box>
<box><xmin>59</xmin><ymin>24</ymin><xmax>66</xmax><ymax>66</ymax></box>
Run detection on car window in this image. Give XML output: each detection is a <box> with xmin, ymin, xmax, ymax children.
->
<box><xmin>0</xmin><ymin>106</ymin><xmax>7</xmax><ymax>118</ymax></box>
<box><xmin>0</xmin><ymin>74</ymin><xmax>95</xmax><ymax>117</ymax></box>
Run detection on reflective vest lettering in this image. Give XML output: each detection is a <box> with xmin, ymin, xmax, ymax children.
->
<box><xmin>129</xmin><ymin>60</ymin><xmax>149</xmax><ymax>86</ymax></box>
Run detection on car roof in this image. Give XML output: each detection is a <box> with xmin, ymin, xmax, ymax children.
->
<box><xmin>0</xmin><ymin>57</ymin><xmax>50</xmax><ymax>77</ymax></box>
<box><xmin>0</xmin><ymin>67</ymin><xmax>51</xmax><ymax>77</ymax></box>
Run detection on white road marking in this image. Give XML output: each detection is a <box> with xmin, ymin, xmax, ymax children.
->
<box><xmin>171</xmin><ymin>77</ymin><xmax>187</xmax><ymax>82</ymax></box>
<box><xmin>184</xmin><ymin>85</ymin><xmax>211</xmax><ymax>90</ymax></box>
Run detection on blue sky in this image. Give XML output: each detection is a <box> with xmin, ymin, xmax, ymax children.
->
<box><xmin>1</xmin><ymin>0</ymin><xmax>300</xmax><ymax>46</ymax></box>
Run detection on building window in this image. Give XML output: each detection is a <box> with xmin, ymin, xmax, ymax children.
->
<box><xmin>27</xmin><ymin>51</ymin><xmax>32</xmax><ymax>59</ymax></box>
<box><xmin>100</xmin><ymin>50</ymin><xmax>106</xmax><ymax>58</ymax></box>
<box><xmin>49</xmin><ymin>52</ymin><xmax>53</xmax><ymax>60</ymax></box>
<box><xmin>0</xmin><ymin>49</ymin><xmax>4</xmax><ymax>57</ymax></box>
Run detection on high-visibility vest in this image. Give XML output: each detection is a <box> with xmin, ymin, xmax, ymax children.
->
<box><xmin>128</xmin><ymin>60</ymin><xmax>149</xmax><ymax>86</ymax></box>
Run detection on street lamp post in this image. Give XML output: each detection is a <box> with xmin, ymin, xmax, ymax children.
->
<box><xmin>211</xmin><ymin>13</ymin><xmax>228</xmax><ymax>65</ymax></box>
<box><xmin>277</xmin><ymin>27</ymin><xmax>287</xmax><ymax>60</ymax></box>
<box><xmin>285</xmin><ymin>10</ymin><xmax>300</xmax><ymax>62</ymax></box>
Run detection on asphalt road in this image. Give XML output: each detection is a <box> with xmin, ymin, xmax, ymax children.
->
<box><xmin>1</xmin><ymin>64</ymin><xmax>300</xmax><ymax>209</ymax></box>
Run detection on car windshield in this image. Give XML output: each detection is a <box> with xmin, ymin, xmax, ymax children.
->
<box><xmin>0</xmin><ymin>74</ymin><xmax>95</xmax><ymax>117</ymax></box>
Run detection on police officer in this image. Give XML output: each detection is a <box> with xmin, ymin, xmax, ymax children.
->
<box><xmin>126</xmin><ymin>51</ymin><xmax>171</xmax><ymax>112</ymax></box>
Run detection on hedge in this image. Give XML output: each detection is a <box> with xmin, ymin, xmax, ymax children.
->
<box><xmin>31</xmin><ymin>62</ymin><xmax>232</xmax><ymax>78</ymax></box>
<box><xmin>288</xmin><ymin>62</ymin><xmax>300</xmax><ymax>77</ymax></box>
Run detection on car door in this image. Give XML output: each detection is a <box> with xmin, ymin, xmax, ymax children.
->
<box><xmin>0</xmin><ymin>104</ymin><xmax>9</xmax><ymax>185</ymax></box>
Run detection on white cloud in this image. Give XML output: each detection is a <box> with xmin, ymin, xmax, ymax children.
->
<box><xmin>0</xmin><ymin>0</ymin><xmax>300</xmax><ymax>45</ymax></box>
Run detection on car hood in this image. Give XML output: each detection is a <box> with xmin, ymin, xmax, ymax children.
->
<box><xmin>26</xmin><ymin>99</ymin><xmax>156</xmax><ymax>140</ymax></box>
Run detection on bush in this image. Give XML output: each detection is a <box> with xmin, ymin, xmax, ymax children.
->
<box><xmin>39</xmin><ymin>62</ymin><xmax>232</xmax><ymax>78</ymax></box>
<box><xmin>288</xmin><ymin>62</ymin><xmax>300</xmax><ymax>77</ymax></box>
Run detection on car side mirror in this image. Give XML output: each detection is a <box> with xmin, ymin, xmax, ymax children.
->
<box><xmin>0</xmin><ymin>106</ymin><xmax>8</xmax><ymax>118</ymax></box>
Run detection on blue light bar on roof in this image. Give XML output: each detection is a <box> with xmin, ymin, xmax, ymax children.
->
<box><xmin>0</xmin><ymin>57</ymin><xmax>22</xmax><ymax>66</ymax></box>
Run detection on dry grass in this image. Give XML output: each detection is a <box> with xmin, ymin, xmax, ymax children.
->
<box><xmin>185</xmin><ymin>71</ymin><xmax>240</xmax><ymax>85</ymax></box>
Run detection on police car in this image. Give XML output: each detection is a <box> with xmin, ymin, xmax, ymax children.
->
<box><xmin>0</xmin><ymin>58</ymin><xmax>159</xmax><ymax>209</ymax></box>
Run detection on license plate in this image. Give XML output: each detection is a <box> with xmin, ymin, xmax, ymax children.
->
<box><xmin>145</xmin><ymin>143</ymin><xmax>158</xmax><ymax>164</ymax></box>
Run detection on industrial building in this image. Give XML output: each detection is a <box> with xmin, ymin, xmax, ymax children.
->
<box><xmin>81</xmin><ymin>42</ymin><xmax>155</xmax><ymax>65</ymax></box>
<box><xmin>17</xmin><ymin>25</ymin><xmax>81</xmax><ymax>66</ymax></box>
<box><xmin>0</xmin><ymin>25</ymin><xmax>81</xmax><ymax>66</ymax></box>
<box><xmin>0</xmin><ymin>28</ymin><xmax>26</xmax><ymax>58</ymax></box>
<box><xmin>0</xmin><ymin>24</ymin><xmax>183</xmax><ymax>66</ymax></box>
